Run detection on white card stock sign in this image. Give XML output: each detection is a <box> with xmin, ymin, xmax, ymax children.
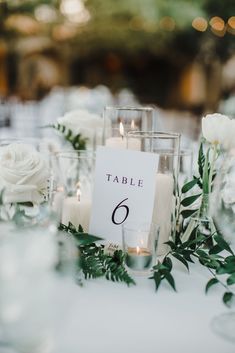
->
<box><xmin>89</xmin><ymin>147</ymin><xmax>159</xmax><ymax>244</ymax></box>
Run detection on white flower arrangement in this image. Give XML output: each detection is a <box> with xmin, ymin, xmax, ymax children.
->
<box><xmin>202</xmin><ymin>113</ymin><xmax>235</xmax><ymax>150</ymax></box>
<box><xmin>0</xmin><ymin>143</ymin><xmax>49</xmax><ymax>204</ymax></box>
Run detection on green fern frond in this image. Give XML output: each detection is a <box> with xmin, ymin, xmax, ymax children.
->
<box><xmin>47</xmin><ymin>123</ymin><xmax>88</xmax><ymax>150</ymax></box>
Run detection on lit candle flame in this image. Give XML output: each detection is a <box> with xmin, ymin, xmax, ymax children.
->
<box><xmin>136</xmin><ymin>246</ymin><xmax>140</xmax><ymax>255</ymax></box>
<box><xmin>119</xmin><ymin>122</ymin><xmax>124</xmax><ymax>138</ymax></box>
<box><xmin>131</xmin><ymin>120</ymin><xmax>135</xmax><ymax>130</ymax></box>
<box><xmin>76</xmin><ymin>188</ymin><xmax>81</xmax><ymax>201</ymax></box>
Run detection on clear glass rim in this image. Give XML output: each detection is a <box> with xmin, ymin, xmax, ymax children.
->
<box><xmin>179</xmin><ymin>148</ymin><xmax>193</xmax><ymax>156</ymax></box>
<box><xmin>127</xmin><ymin>130</ymin><xmax>180</xmax><ymax>140</ymax></box>
<box><xmin>55</xmin><ymin>150</ymin><xmax>95</xmax><ymax>160</ymax></box>
<box><xmin>122</xmin><ymin>221</ymin><xmax>159</xmax><ymax>233</ymax></box>
<box><xmin>104</xmin><ymin>106</ymin><xmax>154</xmax><ymax>112</ymax></box>
<box><xmin>0</xmin><ymin>137</ymin><xmax>41</xmax><ymax>145</ymax></box>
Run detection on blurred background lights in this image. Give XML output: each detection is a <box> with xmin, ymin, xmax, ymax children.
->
<box><xmin>192</xmin><ymin>17</ymin><xmax>208</xmax><ymax>32</ymax></box>
<box><xmin>209</xmin><ymin>16</ymin><xmax>225</xmax><ymax>31</ymax></box>
<box><xmin>60</xmin><ymin>0</ymin><xmax>90</xmax><ymax>24</ymax></box>
<box><xmin>228</xmin><ymin>16</ymin><xmax>235</xmax><ymax>29</ymax></box>
<box><xmin>5</xmin><ymin>14</ymin><xmax>40</xmax><ymax>34</ymax></box>
<box><xmin>159</xmin><ymin>17</ymin><xmax>176</xmax><ymax>31</ymax></box>
<box><xmin>34</xmin><ymin>5</ymin><xmax>57</xmax><ymax>23</ymax></box>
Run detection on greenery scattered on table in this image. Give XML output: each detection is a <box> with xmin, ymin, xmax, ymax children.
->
<box><xmin>151</xmin><ymin>229</ymin><xmax>235</xmax><ymax>307</ymax></box>
<box><xmin>150</xmin><ymin>140</ymin><xmax>235</xmax><ymax>307</ymax></box>
<box><xmin>59</xmin><ymin>222</ymin><xmax>135</xmax><ymax>287</ymax></box>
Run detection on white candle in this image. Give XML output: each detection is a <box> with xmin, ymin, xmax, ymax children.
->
<box><xmin>62</xmin><ymin>196</ymin><xmax>92</xmax><ymax>232</ymax></box>
<box><xmin>127</xmin><ymin>138</ymin><xmax>141</xmax><ymax>151</ymax></box>
<box><xmin>152</xmin><ymin>173</ymin><xmax>174</xmax><ymax>256</ymax></box>
<box><xmin>105</xmin><ymin>136</ymin><xmax>127</xmax><ymax>149</ymax></box>
<box><xmin>105</xmin><ymin>121</ymin><xmax>141</xmax><ymax>151</ymax></box>
<box><xmin>105</xmin><ymin>137</ymin><xmax>141</xmax><ymax>151</ymax></box>
<box><xmin>52</xmin><ymin>191</ymin><xmax>65</xmax><ymax>220</ymax></box>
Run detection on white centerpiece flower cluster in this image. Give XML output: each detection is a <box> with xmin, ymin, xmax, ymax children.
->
<box><xmin>57</xmin><ymin>109</ymin><xmax>106</xmax><ymax>147</ymax></box>
<box><xmin>202</xmin><ymin>113</ymin><xmax>235</xmax><ymax>149</ymax></box>
<box><xmin>0</xmin><ymin>143</ymin><xmax>49</xmax><ymax>204</ymax></box>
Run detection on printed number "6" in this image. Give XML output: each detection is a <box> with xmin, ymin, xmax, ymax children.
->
<box><xmin>111</xmin><ymin>198</ymin><xmax>129</xmax><ymax>225</ymax></box>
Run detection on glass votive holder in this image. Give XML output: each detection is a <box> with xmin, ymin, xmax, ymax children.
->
<box><xmin>103</xmin><ymin>106</ymin><xmax>154</xmax><ymax>144</ymax></box>
<box><xmin>122</xmin><ymin>222</ymin><xmax>159</xmax><ymax>275</ymax></box>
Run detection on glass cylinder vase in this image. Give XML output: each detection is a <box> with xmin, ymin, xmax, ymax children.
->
<box><xmin>127</xmin><ymin>131</ymin><xmax>180</xmax><ymax>256</ymax></box>
<box><xmin>103</xmin><ymin>106</ymin><xmax>154</xmax><ymax>146</ymax></box>
<box><xmin>51</xmin><ymin>150</ymin><xmax>95</xmax><ymax>232</ymax></box>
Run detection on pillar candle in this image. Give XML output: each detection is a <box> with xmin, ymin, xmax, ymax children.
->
<box><xmin>152</xmin><ymin>173</ymin><xmax>174</xmax><ymax>256</ymax></box>
<box><xmin>105</xmin><ymin>137</ymin><xmax>127</xmax><ymax>149</ymax></box>
<box><xmin>62</xmin><ymin>196</ymin><xmax>92</xmax><ymax>232</ymax></box>
<box><xmin>105</xmin><ymin>137</ymin><xmax>141</xmax><ymax>150</ymax></box>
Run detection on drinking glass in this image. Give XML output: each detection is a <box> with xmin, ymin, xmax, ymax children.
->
<box><xmin>210</xmin><ymin>148</ymin><xmax>235</xmax><ymax>342</ymax></box>
<box><xmin>127</xmin><ymin>131</ymin><xmax>180</xmax><ymax>255</ymax></box>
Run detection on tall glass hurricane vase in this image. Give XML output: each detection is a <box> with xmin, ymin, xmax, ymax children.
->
<box><xmin>51</xmin><ymin>151</ymin><xmax>95</xmax><ymax>232</ymax></box>
<box><xmin>103</xmin><ymin>106</ymin><xmax>154</xmax><ymax>147</ymax></box>
<box><xmin>127</xmin><ymin>131</ymin><xmax>180</xmax><ymax>256</ymax></box>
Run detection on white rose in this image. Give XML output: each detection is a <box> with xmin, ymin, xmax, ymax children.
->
<box><xmin>0</xmin><ymin>143</ymin><xmax>49</xmax><ymax>204</ymax></box>
<box><xmin>202</xmin><ymin>113</ymin><xmax>231</xmax><ymax>145</ymax></box>
<box><xmin>202</xmin><ymin>113</ymin><xmax>235</xmax><ymax>150</ymax></box>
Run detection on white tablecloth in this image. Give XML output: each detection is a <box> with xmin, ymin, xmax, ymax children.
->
<box><xmin>54</xmin><ymin>260</ymin><xmax>234</xmax><ymax>353</ymax></box>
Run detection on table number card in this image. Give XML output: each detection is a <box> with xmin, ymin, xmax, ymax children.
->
<box><xmin>89</xmin><ymin>147</ymin><xmax>159</xmax><ymax>244</ymax></box>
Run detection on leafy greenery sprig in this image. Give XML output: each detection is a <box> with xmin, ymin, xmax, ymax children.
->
<box><xmin>150</xmin><ymin>230</ymin><xmax>235</xmax><ymax>306</ymax></box>
<box><xmin>44</xmin><ymin>123</ymin><xmax>88</xmax><ymax>150</ymax></box>
<box><xmin>150</xmin><ymin>141</ymin><xmax>235</xmax><ymax>307</ymax></box>
<box><xmin>59</xmin><ymin>222</ymin><xmax>135</xmax><ymax>286</ymax></box>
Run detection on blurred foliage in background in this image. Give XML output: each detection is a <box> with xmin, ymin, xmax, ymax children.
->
<box><xmin>0</xmin><ymin>0</ymin><xmax>234</xmax><ymax>110</ymax></box>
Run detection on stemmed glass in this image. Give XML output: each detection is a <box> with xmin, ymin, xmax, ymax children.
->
<box><xmin>210</xmin><ymin>148</ymin><xmax>235</xmax><ymax>343</ymax></box>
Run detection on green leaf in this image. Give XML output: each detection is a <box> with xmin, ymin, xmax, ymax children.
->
<box><xmin>202</xmin><ymin>149</ymin><xmax>210</xmax><ymax>194</ymax></box>
<box><xmin>205</xmin><ymin>278</ymin><xmax>219</xmax><ymax>293</ymax></box>
<box><xmin>225</xmin><ymin>256</ymin><xmax>235</xmax><ymax>265</ymax></box>
<box><xmin>53</xmin><ymin>124</ymin><xmax>87</xmax><ymax>150</ymax></box>
<box><xmin>151</xmin><ymin>271</ymin><xmax>162</xmax><ymax>291</ymax></box>
<box><xmin>227</xmin><ymin>274</ymin><xmax>235</xmax><ymax>286</ymax></box>
<box><xmin>163</xmin><ymin>256</ymin><xmax>173</xmax><ymax>271</ymax></box>
<box><xmin>209</xmin><ymin>245</ymin><xmax>223</xmax><ymax>255</ymax></box>
<box><xmin>0</xmin><ymin>189</ymin><xmax>4</xmax><ymax>205</ymax></box>
<box><xmin>74</xmin><ymin>233</ymin><xmax>103</xmax><ymax>246</ymax></box>
<box><xmin>163</xmin><ymin>271</ymin><xmax>176</xmax><ymax>291</ymax></box>
<box><xmin>223</xmin><ymin>292</ymin><xmax>234</xmax><ymax>307</ymax></box>
<box><xmin>180</xmin><ymin>209</ymin><xmax>198</xmax><ymax>219</ymax></box>
<box><xmin>214</xmin><ymin>234</ymin><xmax>234</xmax><ymax>255</ymax></box>
<box><xmin>181</xmin><ymin>179</ymin><xmax>198</xmax><ymax>194</ymax></box>
<box><xmin>165</xmin><ymin>241</ymin><xmax>176</xmax><ymax>250</ymax></box>
<box><xmin>181</xmin><ymin>194</ymin><xmax>201</xmax><ymax>207</ymax></box>
<box><xmin>172</xmin><ymin>253</ymin><xmax>189</xmax><ymax>270</ymax></box>
<box><xmin>78</xmin><ymin>224</ymin><xmax>84</xmax><ymax>233</ymax></box>
<box><xmin>198</xmin><ymin>142</ymin><xmax>205</xmax><ymax>180</ymax></box>
<box><xmin>196</xmin><ymin>249</ymin><xmax>208</xmax><ymax>258</ymax></box>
